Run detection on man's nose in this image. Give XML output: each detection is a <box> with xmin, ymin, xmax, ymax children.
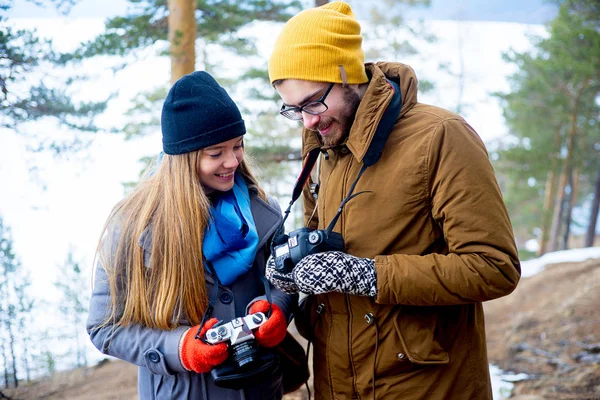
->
<box><xmin>302</xmin><ymin>112</ymin><xmax>320</xmax><ymax>130</ymax></box>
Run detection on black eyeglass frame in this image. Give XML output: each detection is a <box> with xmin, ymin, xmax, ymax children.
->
<box><xmin>279</xmin><ymin>83</ymin><xmax>335</xmax><ymax>121</ymax></box>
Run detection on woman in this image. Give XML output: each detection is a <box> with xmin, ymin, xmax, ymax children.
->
<box><xmin>87</xmin><ymin>71</ymin><xmax>296</xmax><ymax>400</ymax></box>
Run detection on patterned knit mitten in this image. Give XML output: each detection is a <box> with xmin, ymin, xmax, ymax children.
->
<box><xmin>265</xmin><ymin>256</ymin><xmax>300</xmax><ymax>295</ymax></box>
<box><xmin>293</xmin><ymin>251</ymin><xmax>378</xmax><ymax>297</ymax></box>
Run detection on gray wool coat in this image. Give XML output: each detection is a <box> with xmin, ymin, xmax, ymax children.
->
<box><xmin>87</xmin><ymin>193</ymin><xmax>296</xmax><ymax>400</ymax></box>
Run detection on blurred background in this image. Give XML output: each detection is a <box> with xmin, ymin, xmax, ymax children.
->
<box><xmin>0</xmin><ymin>0</ymin><xmax>598</xmax><ymax>399</ymax></box>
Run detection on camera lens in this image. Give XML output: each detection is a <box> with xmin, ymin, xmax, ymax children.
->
<box><xmin>252</xmin><ymin>314</ymin><xmax>263</xmax><ymax>324</ymax></box>
<box><xmin>231</xmin><ymin>340</ymin><xmax>260</xmax><ymax>368</ymax></box>
<box><xmin>308</xmin><ymin>231</ymin><xmax>321</xmax><ymax>244</ymax></box>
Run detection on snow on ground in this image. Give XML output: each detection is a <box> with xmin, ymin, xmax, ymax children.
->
<box><xmin>491</xmin><ymin>364</ymin><xmax>531</xmax><ymax>400</ymax></box>
<box><xmin>521</xmin><ymin>246</ymin><xmax>600</xmax><ymax>278</ymax></box>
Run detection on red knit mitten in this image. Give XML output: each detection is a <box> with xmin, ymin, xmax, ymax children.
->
<box><xmin>180</xmin><ymin>318</ymin><xmax>229</xmax><ymax>373</ymax></box>
<box><xmin>248</xmin><ymin>300</ymin><xmax>287</xmax><ymax>348</ymax></box>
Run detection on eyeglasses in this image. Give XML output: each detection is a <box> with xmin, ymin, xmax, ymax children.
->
<box><xmin>279</xmin><ymin>83</ymin><xmax>335</xmax><ymax>121</ymax></box>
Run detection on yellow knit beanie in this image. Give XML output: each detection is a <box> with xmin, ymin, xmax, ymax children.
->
<box><xmin>268</xmin><ymin>1</ymin><xmax>368</xmax><ymax>85</ymax></box>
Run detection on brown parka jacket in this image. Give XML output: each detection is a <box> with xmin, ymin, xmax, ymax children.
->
<box><xmin>295</xmin><ymin>62</ymin><xmax>521</xmax><ymax>400</ymax></box>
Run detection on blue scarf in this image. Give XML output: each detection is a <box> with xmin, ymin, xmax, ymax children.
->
<box><xmin>202</xmin><ymin>174</ymin><xmax>259</xmax><ymax>285</ymax></box>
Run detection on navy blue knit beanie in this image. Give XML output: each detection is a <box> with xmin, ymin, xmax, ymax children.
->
<box><xmin>161</xmin><ymin>71</ymin><xmax>246</xmax><ymax>155</ymax></box>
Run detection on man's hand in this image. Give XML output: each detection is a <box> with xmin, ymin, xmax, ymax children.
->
<box><xmin>265</xmin><ymin>256</ymin><xmax>300</xmax><ymax>295</ymax></box>
<box><xmin>293</xmin><ymin>251</ymin><xmax>378</xmax><ymax>297</ymax></box>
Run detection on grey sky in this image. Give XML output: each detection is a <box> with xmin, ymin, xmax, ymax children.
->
<box><xmin>9</xmin><ymin>0</ymin><xmax>557</xmax><ymax>24</ymax></box>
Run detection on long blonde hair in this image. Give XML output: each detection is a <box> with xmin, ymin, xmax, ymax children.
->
<box><xmin>97</xmin><ymin>149</ymin><xmax>265</xmax><ymax>330</ymax></box>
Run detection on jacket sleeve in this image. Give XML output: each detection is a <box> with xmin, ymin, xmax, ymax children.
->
<box><xmin>246</xmin><ymin>290</ymin><xmax>298</xmax><ymax>324</ymax></box>
<box><xmin>269</xmin><ymin>289</ymin><xmax>298</xmax><ymax>323</ymax></box>
<box><xmin>374</xmin><ymin>118</ymin><xmax>520</xmax><ymax>306</ymax></box>
<box><xmin>86</xmin><ymin>259</ymin><xmax>189</xmax><ymax>375</ymax></box>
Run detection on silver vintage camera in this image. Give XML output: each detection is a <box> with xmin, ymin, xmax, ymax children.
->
<box><xmin>205</xmin><ymin>312</ymin><xmax>279</xmax><ymax>390</ymax></box>
<box><xmin>205</xmin><ymin>312</ymin><xmax>268</xmax><ymax>368</ymax></box>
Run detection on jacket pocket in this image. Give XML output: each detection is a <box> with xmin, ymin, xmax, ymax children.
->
<box><xmin>393</xmin><ymin>306</ymin><xmax>449</xmax><ymax>364</ymax></box>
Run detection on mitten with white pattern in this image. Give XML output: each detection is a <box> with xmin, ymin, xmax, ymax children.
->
<box><xmin>265</xmin><ymin>255</ymin><xmax>300</xmax><ymax>295</ymax></box>
<box><xmin>293</xmin><ymin>251</ymin><xmax>378</xmax><ymax>297</ymax></box>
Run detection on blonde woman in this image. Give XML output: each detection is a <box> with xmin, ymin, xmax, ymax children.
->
<box><xmin>87</xmin><ymin>71</ymin><xmax>296</xmax><ymax>400</ymax></box>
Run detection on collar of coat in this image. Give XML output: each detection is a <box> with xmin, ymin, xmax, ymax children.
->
<box><xmin>302</xmin><ymin>62</ymin><xmax>419</xmax><ymax>163</ymax></box>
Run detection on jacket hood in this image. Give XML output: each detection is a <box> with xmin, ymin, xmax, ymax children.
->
<box><xmin>302</xmin><ymin>62</ymin><xmax>419</xmax><ymax>163</ymax></box>
<box><xmin>374</xmin><ymin>61</ymin><xmax>419</xmax><ymax>115</ymax></box>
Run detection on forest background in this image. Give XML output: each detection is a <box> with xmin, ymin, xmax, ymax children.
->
<box><xmin>0</xmin><ymin>0</ymin><xmax>598</xmax><ymax>395</ymax></box>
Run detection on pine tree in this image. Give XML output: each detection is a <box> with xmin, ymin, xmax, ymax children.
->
<box><xmin>66</xmin><ymin>0</ymin><xmax>304</xmax><ymax>185</ymax></box>
<box><xmin>0</xmin><ymin>218</ymin><xmax>20</xmax><ymax>387</ymax></box>
<box><xmin>0</xmin><ymin>342</ymin><xmax>8</xmax><ymax>388</ymax></box>
<box><xmin>14</xmin><ymin>275</ymin><xmax>33</xmax><ymax>383</ymax></box>
<box><xmin>494</xmin><ymin>0</ymin><xmax>600</xmax><ymax>255</ymax></box>
<box><xmin>1</xmin><ymin>2</ymin><xmax>110</xmax><ymax>155</ymax></box>
<box><xmin>54</xmin><ymin>250</ymin><xmax>89</xmax><ymax>368</ymax></box>
<box><xmin>350</xmin><ymin>0</ymin><xmax>438</xmax><ymax>95</ymax></box>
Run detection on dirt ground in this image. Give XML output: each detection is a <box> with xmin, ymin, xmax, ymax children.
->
<box><xmin>484</xmin><ymin>257</ymin><xmax>600</xmax><ymax>400</ymax></box>
<box><xmin>3</xmin><ymin>258</ymin><xmax>599</xmax><ymax>400</ymax></box>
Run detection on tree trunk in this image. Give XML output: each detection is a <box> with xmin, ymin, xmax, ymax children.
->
<box><xmin>6</xmin><ymin>308</ymin><xmax>18</xmax><ymax>387</ymax></box>
<box><xmin>75</xmin><ymin>313</ymin><xmax>88</xmax><ymax>367</ymax></box>
<box><xmin>18</xmin><ymin>317</ymin><xmax>31</xmax><ymax>383</ymax></box>
<box><xmin>560</xmin><ymin>166</ymin><xmax>579</xmax><ymax>250</ymax></box>
<box><xmin>168</xmin><ymin>0</ymin><xmax>197</xmax><ymax>84</ymax></box>
<box><xmin>9</xmin><ymin>335</ymin><xmax>17</xmax><ymax>387</ymax></box>
<box><xmin>538</xmin><ymin>125</ymin><xmax>562</xmax><ymax>256</ymax></box>
<box><xmin>584</xmin><ymin>165</ymin><xmax>600</xmax><ymax>247</ymax></box>
<box><xmin>539</xmin><ymin>170</ymin><xmax>557</xmax><ymax>255</ymax></box>
<box><xmin>548</xmin><ymin>89</ymin><xmax>582</xmax><ymax>252</ymax></box>
<box><xmin>548</xmin><ymin>160</ymin><xmax>569</xmax><ymax>252</ymax></box>
<box><xmin>21</xmin><ymin>345</ymin><xmax>30</xmax><ymax>383</ymax></box>
<box><xmin>1</xmin><ymin>342</ymin><xmax>8</xmax><ymax>388</ymax></box>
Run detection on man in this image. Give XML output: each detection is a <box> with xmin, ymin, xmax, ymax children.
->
<box><xmin>266</xmin><ymin>2</ymin><xmax>521</xmax><ymax>399</ymax></box>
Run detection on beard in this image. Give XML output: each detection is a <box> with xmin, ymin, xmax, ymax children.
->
<box><xmin>314</xmin><ymin>86</ymin><xmax>362</xmax><ymax>147</ymax></box>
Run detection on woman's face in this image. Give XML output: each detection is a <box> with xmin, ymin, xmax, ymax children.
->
<box><xmin>198</xmin><ymin>136</ymin><xmax>244</xmax><ymax>193</ymax></box>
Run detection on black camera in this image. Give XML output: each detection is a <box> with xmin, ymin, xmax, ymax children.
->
<box><xmin>205</xmin><ymin>312</ymin><xmax>279</xmax><ymax>389</ymax></box>
<box><xmin>273</xmin><ymin>227</ymin><xmax>345</xmax><ymax>273</ymax></box>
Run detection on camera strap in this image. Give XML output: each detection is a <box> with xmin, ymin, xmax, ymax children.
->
<box><xmin>362</xmin><ymin>78</ymin><xmax>402</xmax><ymax>167</ymax></box>
<box><xmin>272</xmin><ymin>147</ymin><xmax>322</xmax><ymax>247</ymax></box>
<box><xmin>195</xmin><ymin>259</ymin><xmax>221</xmax><ymax>340</ymax></box>
<box><xmin>260</xmin><ymin>275</ymin><xmax>273</xmax><ymax>318</ymax></box>
<box><xmin>293</xmin><ymin>148</ymin><xmax>322</xmax><ymax>203</ymax></box>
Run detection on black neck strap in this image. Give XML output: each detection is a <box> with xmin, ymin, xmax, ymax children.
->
<box><xmin>325</xmin><ymin>164</ymin><xmax>368</xmax><ymax>235</ymax></box>
<box><xmin>363</xmin><ymin>78</ymin><xmax>402</xmax><ymax>166</ymax></box>
<box><xmin>273</xmin><ymin>147</ymin><xmax>321</xmax><ymax>244</ymax></box>
<box><xmin>195</xmin><ymin>259</ymin><xmax>221</xmax><ymax>339</ymax></box>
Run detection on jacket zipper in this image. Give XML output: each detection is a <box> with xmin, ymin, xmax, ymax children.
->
<box><xmin>364</xmin><ymin>312</ymin><xmax>380</xmax><ymax>400</ymax></box>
